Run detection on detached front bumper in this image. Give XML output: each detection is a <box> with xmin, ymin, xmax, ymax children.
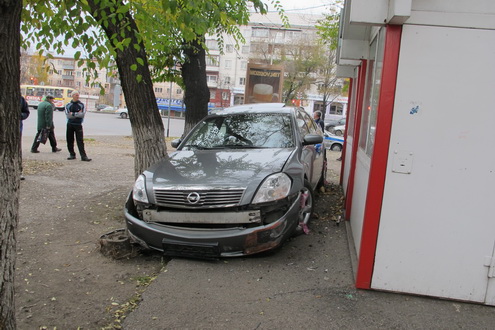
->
<box><xmin>124</xmin><ymin>192</ymin><xmax>302</xmax><ymax>258</ymax></box>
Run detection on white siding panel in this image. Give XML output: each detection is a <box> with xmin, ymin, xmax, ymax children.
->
<box><xmin>372</xmin><ymin>25</ymin><xmax>495</xmax><ymax>303</ymax></box>
<box><xmin>350</xmin><ymin>149</ymin><xmax>371</xmax><ymax>253</ymax></box>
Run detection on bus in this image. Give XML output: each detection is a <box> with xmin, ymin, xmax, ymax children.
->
<box><xmin>21</xmin><ymin>85</ymin><xmax>76</xmax><ymax>111</ymax></box>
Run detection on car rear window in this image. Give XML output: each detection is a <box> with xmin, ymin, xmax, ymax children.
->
<box><xmin>183</xmin><ymin>114</ymin><xmax>295</xmax><ymax>150</ymax></box>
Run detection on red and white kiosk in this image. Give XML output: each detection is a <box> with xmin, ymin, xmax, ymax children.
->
<box><xmin>337</xmin><ymin>0</ymin><xmax>495</xmax><ymax>305</ymax></box>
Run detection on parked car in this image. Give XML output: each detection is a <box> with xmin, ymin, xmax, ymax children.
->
<box><xmin>333</xmin><ymin>124</ymin><xmax>346</xmax><ymax>136</ymax></box>
<box><xmin>324</xmin><ymin>117</ymin><xmax>346</xmax><ymax>130</ymax></box>
<box><xmin>115</xmin><ymin>108</ymin><xmax>128</xmax><ymax>119</ymax></box>
<box><xmin>96</xmin><ymin>104</ymin><xmax>110</xmax><ymax>111</ymax></box>
<box><xmin>125</xmin><ymin>103</ymin><xmax>325</xmax><ymax>258</ymax></box>
<box><xmin>101</xmin><ymin>106</ymin><xmax>117</xmax><ymax>112</ymax></box>
<box><xmin>324</xmin><ymin>131</ymin><xmax>344</xmax><ymax>151</ymax></box>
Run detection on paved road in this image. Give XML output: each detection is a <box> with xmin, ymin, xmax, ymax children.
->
<box><xmin>22</xmin><ymin>109</ymin><xmax>185</xmax><ymax>138</ymax></box>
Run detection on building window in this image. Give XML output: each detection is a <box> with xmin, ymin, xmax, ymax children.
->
<box><xmin>154</xmin><ymin>87</ymin><xmax>163</xmax><ymax>93</ymax></box>
<box><xmin>314</xmin><ymin>102</ymin><xmax>325</xmax><ymax>113</ymax></box>
<box><xmin>224</xmin><ymin>76</ymin><xmax>231</xmax><ymax>85</ymax></box>
<box><xmin>176</xmin><ymin>88</ymin><xmax>182</xmax><ymax>94</ymax></box>
<box><xmin>241</xmin><ymin>46</ymin><xmax>250</xmax><ymax>54</ymax></box>
<box><xmin>225</xmin><ymin>60</ymin><xmax>232</xmax><ymax>69</ymax></box>
<box><xmin>206</xmin><ymin>56</ymin><xmax>219</xmax><ymax>67</ymax></box>
<box><xmin>222</xmin><ymin>91</ymin><xmax>229</xmax><ymax>100</ymax></box>
<box><xmin>239</xmin><ymin>77</ymin><xmax>246</xmax><ymax>85</ymax></box>
<box><xmin>207</xmin><ymin>75</ymin><xmax>218</xmax><ymax>83</ymax></box>
<box><xmin>330</xmin><ymin>103</ymin><xmax>344</xmax><ymax>115</ymax></box>
<box><xmin>76</xmin><ymin>71</ymin><xmax>81</xmax><ymax>77</ymax></box>
<box><xmin>49</xmin><ymin>70</ymin><xmax>53</xmax><ymax>75</ymax></box>
<box><xmin>226</xmin><ymin>44</ymin><xmax>233</xmax><ymax>53</ymax></box>
<box><xmin>252</xmin><ymin>28</ymin><xmax>269</xmax><ymax>38</ymax></box>
<box><xmin>76</xmin><ymin>82</ymin><xmax>81</xmax><ymax>87</ymax></box>
<box><xmin>206</xmin><ymin>39</ymin><xmax>219</xmax><ymax>50</ymax></box>
<box><xmin>210</xmin><ymin>90</ymin><xmax>216</xmax><ymax>99</ymax></box>
<box><xmin>241</xmin><ymin>61</ymin><xmax>247</xmax><ymax>70</ymax></box>
<box><xmin>359</xmin><ymin>28</ymin><xmax>385</xmax><ymax>158</ymax></box>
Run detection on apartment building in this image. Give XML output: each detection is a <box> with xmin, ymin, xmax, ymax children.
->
<box><xmin>206</xmin><ymin>12</ymin><xmax>347</xmax><ymax>116</ymax></box>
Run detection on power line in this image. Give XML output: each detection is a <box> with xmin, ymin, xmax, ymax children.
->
<box><xmin>267</xmin><ymin>4</ymin><xmax>330</xmax><ymax>13</ymax></box>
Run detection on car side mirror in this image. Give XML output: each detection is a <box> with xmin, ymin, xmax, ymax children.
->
<box><xmin>303</xmin><ymin>134</ymin><xmax>323</xmax><ymax>145</ymax></box>
<box><xmin>171</xmin><ymin>139</ymin><xmax>181</xmax><ymax>148</ymax></box>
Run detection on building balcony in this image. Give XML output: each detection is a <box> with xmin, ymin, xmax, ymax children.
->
<box><xmin>62</xmin><ymin>75</ymin><xmax>74</xmax><ymax>80</ymax></box>
<box><xmin>207</xmin><ymin>81</ymin><xmax>218</xmax><ymax>88</ymax></box>
<box><xmin>62</xmin><ymin>64</ymin><xmax>75</xmax><ymax>70</ymax></box>
<box><xmin>206</xmin><ymin>65</ymin><xmax>220</xmax><ymax>72</ymax></box>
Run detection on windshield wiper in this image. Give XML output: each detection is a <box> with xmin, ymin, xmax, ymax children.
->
<box><xmin>183</xmin><ymin>144</ymin><xmax>208</xmax><ymax>150</ymax></box>
<box><xmin>224</xmin><ymin>144</ymin><xmax>261</xmax><ymax>149</ymax></box>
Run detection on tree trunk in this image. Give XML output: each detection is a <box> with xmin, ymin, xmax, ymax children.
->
<box><xmin>86</xmin><ymin>0</ymin><xmax>168</xmax><ymax>177</ymax></box>
<box><xmin>321</xmin><ymin>93</ymin><xmax>328</xmax><ymax>121</ymax></box>
<box><xmin>181</xmin><ymin>38</ymin><xmax>210</xmax><ymax>135</ymax></box>
<box><xmin>0</xmin><ymin>0</ymin><xmax>22</xmax><ymax>328</ymax></box>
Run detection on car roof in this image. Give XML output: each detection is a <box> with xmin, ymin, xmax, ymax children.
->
<box><xmin>211</xmin><ymin>103</ymin><xmax>298</xmax><ymax>115</ymax></box>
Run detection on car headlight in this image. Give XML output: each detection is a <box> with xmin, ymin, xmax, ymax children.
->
<box><xmin>252</xmin><ymin>173</ymin><xmax>291</xmax><ymax>204</ymax></box>
<box><xmin>133</xmin><ymin>175</ymin><xmax>149</xmax><ymax>203</ymax></box>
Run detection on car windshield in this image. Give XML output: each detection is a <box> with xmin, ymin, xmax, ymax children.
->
<box><xmin>182</xmin><ymin>113</ymin><xmax>295</xmax><ymax>150</ymax></box>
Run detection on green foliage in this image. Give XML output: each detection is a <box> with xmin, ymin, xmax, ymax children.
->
<box><xmin>21</xmin><ymin>0</ymin><xmax>279</xmax><ymax>86</ymax></box>
<box><xmin>316</xmin><ymin>12</ymin><xmax>340</xmax><ymax>51</ymax></box>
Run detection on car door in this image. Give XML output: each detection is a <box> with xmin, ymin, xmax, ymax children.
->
<box><xmin>297</xmin><ymin>110</ymin><xmax>324</xmax><ymax>188</ymax></box>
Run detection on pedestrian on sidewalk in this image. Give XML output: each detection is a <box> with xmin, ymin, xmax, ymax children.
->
<box><xmin>313</xmin><ymin>111</ymin><xmax>325</xmax><ymax>132</ymax></box>
<box><xmin>65</xmin><ymin>91</ymin><xmax>91</xmax><ymax>161</ymax></box>
<box><xmin>31</xmin><ymin>95</ymin><xmax>62</xmax><ymax>153</ymax></box>
<box><xmin>20</xmin><ymin>96</ymin><xmax>30</xmax><ymax>180</ymax></box>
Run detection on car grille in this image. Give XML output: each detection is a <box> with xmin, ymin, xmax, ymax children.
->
<box><xmin>153</xmin><ymin>189</ymin><xmax>245</xmax><ymax>208</ymax></box>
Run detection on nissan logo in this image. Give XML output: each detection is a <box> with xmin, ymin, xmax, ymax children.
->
<box><xmin>187</xmin><ymin>192</ymin><xmax>201</xmax><ymax>204</ymax></box>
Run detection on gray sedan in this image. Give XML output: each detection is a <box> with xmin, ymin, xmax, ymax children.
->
<box><xmin>125</xmin><ymin>104</ymin><xmax>325</xmax><ymax>258</ymax></box>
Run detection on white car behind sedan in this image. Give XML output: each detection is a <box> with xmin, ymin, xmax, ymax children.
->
<box><xmin>115</xmin><ymin>108</ymin><xmax>128</xmax><ymax>119</ymax></box>
<box><xmin>333</xmin><ymin>124</ymin><xmax>345</xmax><ymax>136</ymax></box>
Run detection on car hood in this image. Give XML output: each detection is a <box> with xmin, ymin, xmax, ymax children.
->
<box><xmin>149</xmin><ymin>148</ymin><xmax>295</xmax><ymax>189</ymax></box>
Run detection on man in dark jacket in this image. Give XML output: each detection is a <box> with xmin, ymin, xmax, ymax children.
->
<box><xmin>65</xmin><ymin>91</ymin><xmax>91</xmax><ymax>161</ymax></box>
<box><xmin>313</xmin><ymin>111</ymin><xmax>325</xmax><ymax>132</ymax></box>
<box><xmin>31</xmin><ymin>95</ymin><xmax>62</xmax><ymax>153</ymax></box>
<box><xmin>20</xmin><ymin>96</ymin><xmax>30</xmax><ymax>180</ymax></box>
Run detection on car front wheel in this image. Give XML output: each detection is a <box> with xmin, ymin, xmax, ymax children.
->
<box><xmin>295</xmin><ymin>180</ymin><xmax>314</xmax><ymax>234</ymax></box>
<box><xmin>331</xmin><ymin>143</ymin><xmax>342</xmax><ymax>151</ymax></box>
<box><xmin>120</xmin><ymin>112</ymin><xmax>128</xmax><ymax>119</ymax></box>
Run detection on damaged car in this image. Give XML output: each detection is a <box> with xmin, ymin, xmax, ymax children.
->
<box><xmin>125</xmin><ymin>104</ymin><xmax>325</xmax><ymax>258</ymax></box>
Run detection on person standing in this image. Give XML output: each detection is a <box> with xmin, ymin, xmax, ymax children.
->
<box><xmin>65</xmin><ymin>92</ymin><xmax>91</xmax><ymax>161</ymax></box>
<box><xmin>31</xmin><ymin>95</ymin><xmax>62</xmax><ymax>153</ymax></box>
<box><xmin>20</xmin><ymin>96</ymin><xmax>30</xmax><ymax>180</ymax></box>
<box><xmin>313</xmin><ymin>111</ymin><xmax>325</xmax><ymax>132</ymax></box>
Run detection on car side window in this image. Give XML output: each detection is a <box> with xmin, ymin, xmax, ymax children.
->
<box><xmin>302</xmin><ymin>112</ymin><xmax>318</xmax><ymax>134</ymax></box>
<box><xmin>296</xmin><ymin>111</ymin><xmax>310</xmax><ymax>136</ymax></box>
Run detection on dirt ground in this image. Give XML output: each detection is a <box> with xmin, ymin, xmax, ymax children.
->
<box><xmin>16</xmin><ymin>135</ymin><xmax>344</xmax><ymax>329</ymax></box>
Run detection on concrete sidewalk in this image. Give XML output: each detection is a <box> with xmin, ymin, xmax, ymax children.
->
<box><xmin>123</xmin><ymin>208</ymin><xmax>495</xmax><ymax>329</ymax></box>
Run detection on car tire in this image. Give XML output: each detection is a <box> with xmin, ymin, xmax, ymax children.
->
<box><xmin>120</xmin><ymin>112</ymin><xmax>128</xmax><ymax>119</ymax></box>
<box><xmin>334</xmin><ymin>130</ymin><xmax>343</xmax><ymax>136</ymax></box>
<box><xmin>331</xmin><ymin>144</ymin><xmax>342</xmax><ymax>151</ymax></box>
<box><xmin>294</xmin><ymin>180</ymin><xmax>314</xmax><ymax>235</ymax></box>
